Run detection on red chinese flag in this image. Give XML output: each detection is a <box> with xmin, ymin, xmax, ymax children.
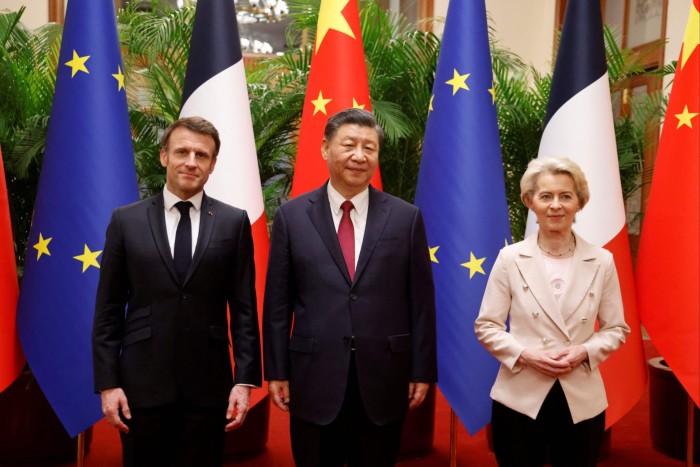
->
<box><xmin>290</xmin><ymin>0</ymin><xmax>381</xmax><ymax>198</ymax></box>
<box><xmin>636</xmin><ymin>0</ymin><xmax>699</xmax><ymax>406</ymax></box>
<box><xmin>0</xmin><ymin>147</ymin><xmax>24</xmax><ymax>393</ymax></box>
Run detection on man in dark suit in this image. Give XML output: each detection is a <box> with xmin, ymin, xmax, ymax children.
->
<box><xmin>263</xmin><ymin>109</ymin><xmax>437</xmax><ymax>466</ymax></box>
<box><xmin>92</xmin><ymin>117</ymin><xmax>262</xmax><ymax>466</ymax></box>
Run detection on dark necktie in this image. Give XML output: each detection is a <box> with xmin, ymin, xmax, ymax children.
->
<box><xmin>338</xmin><ymin>200</ymin><xmax>355</xmax><ymax>280</ymax></box>
<box><xmin>174</xmin><ymin>201</ymin><xmax>193</xmax><ymax>283</ymax></box>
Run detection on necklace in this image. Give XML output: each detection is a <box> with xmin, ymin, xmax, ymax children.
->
<box><xmin>538</xmin><ymin>235</ymin><xmax>576</xmax><ymax>257</ymax></box>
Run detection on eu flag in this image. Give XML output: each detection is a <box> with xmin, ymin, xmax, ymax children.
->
<box><xmin>414</xmin><ymin>0</ymin><xmax>511</xmax><ymax>434</ymax></box>
<box><xmin>16</xmin><ymin>0</ymin><xmax>138</xmax><ymax>437</ymax></box>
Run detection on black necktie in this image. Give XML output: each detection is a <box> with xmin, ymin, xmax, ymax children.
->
<box><xmin>174</xmin><ymin>201</ymin><xmax>193</xmax><ymax>283</ymax></box>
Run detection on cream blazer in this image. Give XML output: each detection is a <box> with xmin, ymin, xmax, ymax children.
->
<box><xmin>474</xmin><ymin>232</ymin><xmax>630</xmax><ymax>423</ymax></box>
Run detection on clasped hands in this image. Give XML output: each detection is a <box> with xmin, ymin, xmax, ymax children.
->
<box><xmin>518</xmin><ymin>344</ymin><xmax>589</xmax><ymax>378</ymax></box>
<box><xmin>100</xmin><ymin>384</ymin><xmax>251</xmax><ymax>433</ymax></box>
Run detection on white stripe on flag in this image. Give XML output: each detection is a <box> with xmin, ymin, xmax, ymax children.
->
<box><xmin>526</xmin><ymin>73</ymin><xmax>625</xmax><ymax>246</ymax></box>
<box><xmin>180</xmin><ymin>61</ymin><xmax>264</xmax><ymax>222</ymax></box>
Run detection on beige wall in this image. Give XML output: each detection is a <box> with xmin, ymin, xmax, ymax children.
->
<box><xmin>0</xmin><ymin>0</ymin><xmax>48</xmax><ymax>30</ymax></box>
<box><xmin>433</xmin><ymin>0</ymin><xmax>691</xmax><ymax>79</ymax></box>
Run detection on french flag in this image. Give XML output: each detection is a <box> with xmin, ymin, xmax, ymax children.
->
<box><xmin>180</xmin><ymin>0</ymin><xmax>269</xmax><ymax>405</ymax></box>
<box><xmin>525</xmin><ymin>0</ymin><xmax>647</xmax><ymax>428</ymax></box>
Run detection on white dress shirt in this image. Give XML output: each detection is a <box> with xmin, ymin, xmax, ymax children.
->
<box><xmin>327</xmin><ymin>182</ymin><xmax>369</xmax><ymax>268</ymax></box>
<box><xmin>163</xmin><ymin>187</ymin><xmax>203</xmax><ymax>258</ymax></box>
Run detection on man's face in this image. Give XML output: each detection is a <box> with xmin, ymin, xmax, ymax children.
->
<box><xmin>160</xmin><ymin>126</ymin><xmax>217</xmax><ymax>200</ymax></box>
<box><xmin>322</xmin><ymin>123</ymin><xmax>379</xmax><ymax>199</ymax></box>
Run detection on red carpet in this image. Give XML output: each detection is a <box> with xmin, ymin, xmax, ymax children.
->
<box><xmin>62</xmin><ymin>339</ymin><xmax>694</xmax><ymax>466</ymax></box>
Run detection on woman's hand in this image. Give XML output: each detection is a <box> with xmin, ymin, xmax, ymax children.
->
<box><xmin>518</xmin><ymin>348</ymin><xmax>575</xmax><ymax>378</ymax></box>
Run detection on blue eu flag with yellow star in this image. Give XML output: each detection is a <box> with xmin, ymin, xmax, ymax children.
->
<box><xmin>414</xmin><ymin>0</ymin><xmax>511</xmax><ymax>435</ymax></box>
<box><xmin>16</xmin><ymin>0</ymin><xmax>138</xmax><ymax>437</ymax></box>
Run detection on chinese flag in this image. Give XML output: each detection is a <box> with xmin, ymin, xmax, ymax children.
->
<box><xmin>636</xmin><ymin>0</ymin><xmax>699</xmax><ymax>406</ymax></box>
<box><xmin>0</xmin><ymin>147</ymin><xmax>24</xmax><ymax>393</ymax></box>
<box><xmin>290</xmin><ymin>0</ymin><xmax>381</xmax><ymax>198</ymax></box>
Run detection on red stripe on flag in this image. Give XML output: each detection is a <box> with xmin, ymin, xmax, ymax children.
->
<box><xmin>600</xmin><ymin>227</ymin><xmax>647</xmax><ymax>428</ymax></box>
<box><xmin>0</xmin><ymin>150</ymin><xmax>24</xmax><ymax>393</ymax></box>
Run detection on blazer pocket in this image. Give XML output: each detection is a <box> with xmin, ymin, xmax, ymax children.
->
<box><xmin>122</xmin><ymin>327</ymin><xmax>151</xmax><ymax>348</ymax></box>
<box><xmin>126</xmin><ymin>305</ymin><xmax>151</xmax><ymax>323</ymax></box>
<box><xmin>289</xmin><ymin>335</ymin><xmax>314</xmax><ymax>353</ymax></box>
<box><xmin>389</xmin><ymin>334</ymin><xmax>411</xmax><ymax>353</ymax></box>
<box><xmin>210</xmin><ymin>325</ymin><xmax>230</xmax><ymax>345</ymax></box>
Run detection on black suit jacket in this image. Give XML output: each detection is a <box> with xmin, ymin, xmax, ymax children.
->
<box><xmin>92</xmin><ymin>193</ymin><xmax>262</xmax><ymax>409</ymax></box>
<box><xmin>263</xmin><ymin>184</ymin><xmax>437</xmax><ymax>426</ymax></box>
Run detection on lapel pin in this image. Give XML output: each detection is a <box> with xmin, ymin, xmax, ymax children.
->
<box><xmin>208</xmin><ymin>211</ymin><xmax>214</xmax><ymax>216</ymax></box>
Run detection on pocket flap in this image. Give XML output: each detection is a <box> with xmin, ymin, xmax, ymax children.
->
<box><xmin>389</xmin><ymin>334</ymin><xmax>411</xmax><ymax>353</ymax></box>
<box><xmin>126</xmin><ymin>305</ymin><xmax>151</xmax><ymax>322</ymax></box>
<box><xmin>289</xmin><ymin>335</ymin><xmax>314</xmax><ymax>353</ymax></box>
<box><xmin>122</xmin><ymin>327</ymin><xmax>151</xmax><ymax>347</ymax></box>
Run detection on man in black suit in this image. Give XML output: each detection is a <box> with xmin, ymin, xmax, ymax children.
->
<box><xmin>93</xmin><ymin>117</ymin><xmax>262</xmax><ymax>466</ymax></box>
<box><xmin>263</xmin><ymin>109</ymin><xmax>437</xmax><ymax>466</ymax></box>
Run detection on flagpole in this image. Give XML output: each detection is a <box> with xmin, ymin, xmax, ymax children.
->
<box><xmin>76</xmin><ymin>431</ymin><xmax>85</xmax><ymax>467</ymax></box>
<box><xmin>687</xmin><ymin>396</ymin><xmax>695</xmax><ymax>467</ymax></box>
<box><xmin>449</xmin><ymin>409</ymin><xmax>457</xmax><ymax>467</ymax></box>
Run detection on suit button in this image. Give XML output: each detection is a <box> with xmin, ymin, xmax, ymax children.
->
<box><xmin>564</xmin><ymin>340</ymin><xmax>571</xmax><ymax>345</ymax></box>
<box><xmin>181</xmin><ymin>294</ymin><xmax>187</xmax><ymax>299</ymax></box>
<box><xmin>350</xmin><ymin>293</ymin><xmax>358</xmax><ymax>300</ymax></box>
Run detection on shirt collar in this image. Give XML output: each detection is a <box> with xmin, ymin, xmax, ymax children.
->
<box><xmin>327</xmin><ymin>182</ymin><xmax>369</xmax><ymax>217</ymax></box>
<box><xmin>163</xmin><ymin>186</ymin><xmax>203</xmax><ymax>212</ymax></box>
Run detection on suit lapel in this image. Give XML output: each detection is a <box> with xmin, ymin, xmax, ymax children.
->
<box><xmin>354</xmin><ymin>187</ymin><xmax>390</xmax><ymax>285</ymax></box>
<box><xmin>306</xmin><ymin>185</ymin><xmax>352</xmax><ymax>285</ymax></box>
<box><xmin>559</xmin><ymin>233</ymin><xmax>600</xmax><ymax>324</ymax></box>
<box><xmin>188</xmin><ymin>193</ymin><xmax>215</xmax><ymax>284</ymax></box>
<box><xmin>515</xmin><ymin>235</ymin><xmax>570</xmax><ymax>337</ymax></box>
<box><xmin>147</xmin><ymin>194</ymin><xmax>179</xmax><ymax>284</ymax></box>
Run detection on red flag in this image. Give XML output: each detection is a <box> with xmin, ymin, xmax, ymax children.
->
<box><xmin>0</xmin><ymin>147</ymin><xmax>25</xmax><ymax>393</ymax></box>
<box><xmin>636</xmin><ymin>0</ymin><xmax>699</xmax><ymax>406</ymax></box>
<box><xmin>290</xmin><ymin>0</ymin><xmax>381</xmax><ymax>198</ymax></box>
<box><xmin>526</xmin><ymin>0</ymin><xmax>647</xmax><ymax>427</ymax></box>
<box><xmin>180</xmin><ymin>0</ymin><xmax>269</xmax><ymax>405</ymax></box>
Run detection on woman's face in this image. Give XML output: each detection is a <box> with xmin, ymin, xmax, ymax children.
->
<box><xmin>527</xmin><ymin>172</ymin><xmax>580</xmax><ymax>235</ymax></box>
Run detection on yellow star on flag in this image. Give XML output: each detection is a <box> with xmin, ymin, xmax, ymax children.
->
<box><xmin>429</xmin><ymin>246</ymin><xmax>439</xmax><ymax>263</ymax></box>
<box><xmin>73</xmin><ymin>244</ymin><xmax>103</xmax><ymax>273</ymax></box>
<box><xmin>311</xmin><ymin>90</ymin><xmax>332</xmax><ymax>116</ymax></box>
<box><xmin>488</xmin><ymin>84</ymin><xmax>496</xmax><ymax>104</ymax></box>
<box><xmin>675</xmin><ymin>105</ymin><xmax>699</xmax><ymax>129</ymax></box>
<box><xmin>461</xmin><ymin>251</ymin><xmax>486</xmax><ymax>279</ymax></box>
<box><xmin>446</xmin><ymin>69</ymin><xmax>470</xmax><ymax>95</ymax></box>
<box><xmin>33</xmin><ymin>233</ymin><xmax>52</xmax><ymax>261</ymax></box>
<box><xmin>680</xmin><ymin>4</ymin><xmax>699</xmax><ymax>70</ymax></box>
<box><xmin>65</xmin><ymin>50</ymin><xmax>90</xmax><ymax>78</ymax></box>
<box><xmin>352</xmin><ymin>98</ymin><xmax>365</xmax><ymax>109</ymax></box>
<box><xmin>429</xmin><ymin>94</ymin><xmax>435</xmax><ymax>112</ymax></box>
<box><xmin>316</xmin><ymin>0</ymin><xmax>355</xmax><ymax>53</ymax></box>
<box><xmin>112</xmin><ymin>65</ymin><xmax>125</xmax><ymax>91</ymax></box>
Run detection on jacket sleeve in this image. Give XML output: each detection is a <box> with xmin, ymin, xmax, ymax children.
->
<box><xmin>262</xmin><ymin>207</ymin><xmax>295</xmax><ymax>381</ymax></box>
<box><xmin>408</xmin><ymin>209</ymin><xmax>438</xmax><ymax>382</ymax></box>
<box><xmin>92</xmin><ymin>208</ymin><xmax>128</xmax><ymax>392</ymax></box>
<box><xmin>581</xmin><ymin>254</ymin><xmax>630</xmax><ymax>370</ymax></box>
<box><xmin>474</xmin><ymin>250</ymin><xmax>527</xmax><ymax>372</ymax></box>
<box><xmin>228</xmin><ymin>211</ymin><xmax>263</xmax><ymax>387</ymax></box>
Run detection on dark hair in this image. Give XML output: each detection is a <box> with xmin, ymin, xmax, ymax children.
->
<box><xmin>323</xmin><ymin>108</ymin><xmax>384</xmax><ymax>149</ymax></box>
<box><xmin>160</xmin><ymin>116</ymin><xmax>221</xmax><ymax>157</ymax></box>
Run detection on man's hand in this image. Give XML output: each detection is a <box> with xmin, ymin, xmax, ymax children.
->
<box><xmin>225</xmin><ymin>385</ymin><xmax>251</xmax><ymax>432</ymax></box>
<box><xmin>408</xmin><ymin>382</ymin><xmax>431</xmax><ymax>410</ymax></box>
<box><xmin>268</xmin><ymin>380</ymin><xmax>290</xmax><ymax>412</ymax></box>
<box><xmin>101</xmin><ymin>388</ymin><xmax>130</xmax><ymax>433</ymax></box>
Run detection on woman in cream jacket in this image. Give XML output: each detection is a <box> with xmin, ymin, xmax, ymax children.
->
<box><xmin>475</xmin><ymin>157</ymin><xmax>630</xmax><ymax>467</ymax></box>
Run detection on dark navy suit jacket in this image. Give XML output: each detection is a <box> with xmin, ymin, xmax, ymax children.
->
<box><xmin>263</xmin><ymin>184</ymin><xmax>437</xmax><ymax>425</ymax></box>
<box><xmin>93</xmin><ymin>192</ymin><xmax>262</xmax><ymax>408</ymax></box>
